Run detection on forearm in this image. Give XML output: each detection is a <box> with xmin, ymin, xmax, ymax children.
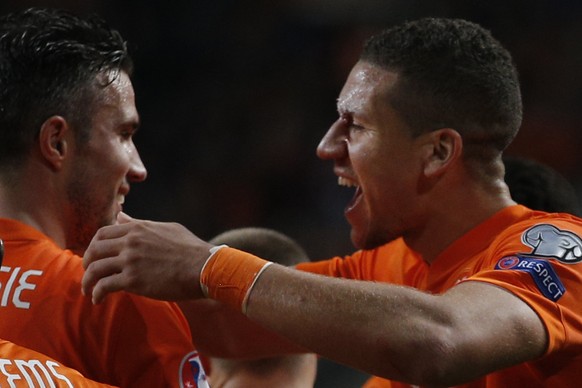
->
<box><xmin>245</xmin><ymin>264</ymin><xmax>443</xmax><ymax>383</ymax></box>
<box><xmin>200</xmin><ymin>247</ymin><xmax>466</xmax><ymax>383</ymax></box>
<box><xmin>241</xmin><ymin>265</ymin><xmax>546</xmax><ymax>386</ymax></box>
<box><xmin>179</xmin><ymin>299</ymin><xmax>306</xmax><ymax>358</ymax></box>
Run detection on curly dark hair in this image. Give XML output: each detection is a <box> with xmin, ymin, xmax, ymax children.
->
<box><xmin>0</xmin><ymin>7</ymin><xmax>133</xmax><ymax>169</ymax></box>
<box><xmin>361</xmin><ymin>18</ymin><xmax>522</xmax><ymax>160</ymax></box>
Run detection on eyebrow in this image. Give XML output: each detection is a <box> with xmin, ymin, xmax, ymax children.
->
<box><xmin>337</xmin><ymin>98</ymin><xmax>365</xmax><ymax>117</ymax></box>
<box><xmin>336</xmin><ymin>97</ymin><xmax>351</xmax><ymax>114</ymax></box>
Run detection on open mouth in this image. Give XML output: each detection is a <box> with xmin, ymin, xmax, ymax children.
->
<box><xmin>338</xmin><ymin>176</ymin><xmax>362</xmax><ymax>212</ymax></box>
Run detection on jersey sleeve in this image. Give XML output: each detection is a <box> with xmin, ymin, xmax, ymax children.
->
<box><xmin>466</xmin><ymin>219</ymin><xmax>582</xmax><ymax>356</ymax></box>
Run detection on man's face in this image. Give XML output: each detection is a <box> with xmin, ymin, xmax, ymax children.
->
<box><xmin>65</xmin><ymin>71</ymin><xmax>147</xmax><ymax>253</ymax></box>
<box><xmin>317</xmin><ymin>61</ymin><xmax>425</xmax><ymax>249</ymax></box>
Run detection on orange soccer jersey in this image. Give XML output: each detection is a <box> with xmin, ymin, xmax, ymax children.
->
<box><xmin>297</xmin><ymin>205</ymin><xmax>582</xmax><ymax>387</ymax></box>
<box><xmin>0</xmin><ymin>219</ymin><xmax>208</xmax><ymax>388</ymax></box>
<box><xmin>0</xmin><ymin>339</ymin><xmax>116</xmax><ymax>387</ymax></box>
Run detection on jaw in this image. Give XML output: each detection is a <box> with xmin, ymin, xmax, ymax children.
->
<box><xmin>338</xmin><ymin>175</ymin><xmax>391</xmax><ymax>249</ymax></box>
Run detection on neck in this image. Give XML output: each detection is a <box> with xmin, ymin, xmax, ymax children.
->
<box><xmin>0</xmin><ymin>169</ymin><xmax>68</xmax><ymax>250</ymax></box>
<box><xmin>403</xmin><ymin>177</ymin><xmax>515</xmax><ymax>264</ymax></box>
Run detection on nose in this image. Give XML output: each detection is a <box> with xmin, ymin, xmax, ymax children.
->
<box><xmin>316</xmin><ymin>118</ymin><xmax>348</xmax><ymax>161</ymax></box>
<box><xmin>127</xmin><ymin>142</ymin><xmax>148</xmax><ymax>183</ymax></box>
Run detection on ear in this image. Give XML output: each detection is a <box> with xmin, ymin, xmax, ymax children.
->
<box><xmin>38</xmin><ymin>116</ymin><xmax>70</xmax><ymax>170</ymax></box>
<box><xmin>421</xmin><ymin>128</ymin><xmax>462</xmax><ymax>177</ymax></box>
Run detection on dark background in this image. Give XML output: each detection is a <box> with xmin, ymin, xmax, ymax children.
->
<box><xmin>3</xmin><ymin>1</ymin><xmax>582</xmax><ymax>386</ymax></box>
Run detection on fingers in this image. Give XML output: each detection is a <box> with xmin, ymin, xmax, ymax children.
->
<box><xmin>91</xmin><ymin>272</ymin><xmax>127</xmax><ymax>304</ymax></box>
<box><xmin>82</xmin><ymin>256</ymin><xmax>123</xmax><ymax>300</ymax></box>
<box><xmin>83</xmin><ymin>225</ymin><xmax>130</xmax><ymax>270</ymax></box>
<box><xmin>96</xmin><ymin>220</ymin><xmax>132</xmax><ymax>239</ymax></box>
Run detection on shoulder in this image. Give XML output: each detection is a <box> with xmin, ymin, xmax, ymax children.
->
<box><xmin>495</xmin><ymin>210</ymin><xmax>582</xmax><ymax>243</ymax></box>
<box><xmin>496</xmin><ymin>211</ymin><xmax>582</xmax><ymax>261</ymax></box>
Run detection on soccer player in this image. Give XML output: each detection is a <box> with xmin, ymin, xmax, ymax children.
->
<box><xmin>0</xmin><ymin>8</ymin><xmax>207</xmax><ymax>387</ymax></box>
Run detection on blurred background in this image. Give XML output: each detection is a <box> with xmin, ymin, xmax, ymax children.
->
<box><xmin>3</xmin><ymin>0</ymin><xmax>582</xmax><ymax>386</ymax></box>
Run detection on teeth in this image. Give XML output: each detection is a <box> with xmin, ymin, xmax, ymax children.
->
<box><xmin>118</xmin><ymin>195</ymin><xmax>125</xmax><ymax>205</ymax></box>
<box><xmin>338</xmin><ymin>176</ymin><xmax>358</xmax><ymax>187</ymax></box>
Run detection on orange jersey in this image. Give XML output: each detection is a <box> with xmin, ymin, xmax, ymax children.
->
<box><xmin>0</xmin><ymin>339</ymin><xmax>116</xmax><ymax>387</ymax></box>
<box><xmin>297</xmin><ymin>205</ymin><xmax>582</xmax><ymax>387</ymax></box>
<box><xmin>0</xmin><ymin>219</ymin><xmax>209</xmax><ymax>388</ymax></box>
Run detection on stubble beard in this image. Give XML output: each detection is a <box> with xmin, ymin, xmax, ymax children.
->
<box><xmin>65</xmin><ymin>167</ymin><xmax>114</xmax><ymax>254</ymax></box>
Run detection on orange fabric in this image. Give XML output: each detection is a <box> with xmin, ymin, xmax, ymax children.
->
<box><xmin>201</xmin><ymin>247</ymin><xmax>271</xmax><ymax>312</ymax></box>
<box><xmin>0</xmin><ymin>218</ymin><xmax>207</xmax><ymax>388</ymax></box>
<box><xmin>0</xmin><ymin>339</ymin><xmax>116</xmax><ymax>387</ymax></box>
<box><xmin>297</xmin><ymin>205</ymin><xmax>582</xmax><ymax>387</ymax></box>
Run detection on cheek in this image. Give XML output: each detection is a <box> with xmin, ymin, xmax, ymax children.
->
<box><xmin>367</xmin><ymin>156</ymin><xmax>414</xmax><ymax>208</ymax></box>
<box><xmin>101</xmin><ymin>148</ymin><xmax>130</xmax><ymax>176</ymax></box>
<box><xmin>361</xmin><ymin>149</ymin><xmax>399</xmax><ymax>184</ymax></box>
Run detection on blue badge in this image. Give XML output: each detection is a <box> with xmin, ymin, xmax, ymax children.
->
<box><xmin>495</xmin><ymin>255</ymin><xmax>565</xmax><ymax>302</ymax></box>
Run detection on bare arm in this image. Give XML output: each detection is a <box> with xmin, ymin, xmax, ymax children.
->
<box><xmin>82</xmin><ymin>215</ymin><xmax>547</xmax><ymax>386</ymax></box>
<box><xmin>244</xmin><ymin>265</ymin><xmax>546</xmax><ymax>386</ymax></box>
<box><xmin>178</xmin><ymin>299</ymin><xmax>306</xmax><ymax>358</ymax></box>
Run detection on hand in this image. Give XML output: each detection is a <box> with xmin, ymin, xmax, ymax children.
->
<box><xmin>82</xmin><ymin>212</ymin><xmax>214</xmax><ymax>304</ymax></box>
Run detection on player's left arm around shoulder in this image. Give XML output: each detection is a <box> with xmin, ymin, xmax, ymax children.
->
<box><xmin>242</xmin><ymin>265</ymin><xmax>546</xmax><ymax>386</ymax></box>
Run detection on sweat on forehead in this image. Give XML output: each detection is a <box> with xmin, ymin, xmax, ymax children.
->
<box><xmin>336</xmin><ymin>62</ymin><xmax>397</xmax><ymax>115</ymax></box>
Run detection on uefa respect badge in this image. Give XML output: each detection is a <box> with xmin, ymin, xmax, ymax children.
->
<box><xmin>495</xmin><ymin>255</ymin><xmax>565</xmax><ymax>301</ymax></box>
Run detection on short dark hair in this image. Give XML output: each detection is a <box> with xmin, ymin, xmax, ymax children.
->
<box><xmin>361</xmin><ymin>18</ymin><xmax>522</xmax><ymax>159</ymax></box>
<box><xmin>209</xmin><ymin>227</ymin><xmax>310</xmax><ymax>266</ymax></box>
<box><xmin>0</xmin><ymin>7</ymin><xmax>132</xmax><ymax>169</ymax></box>
<box><xmin>503</xmin><ymin>156</ymin><xmax>581</xmax><ymax>216</ymax></box>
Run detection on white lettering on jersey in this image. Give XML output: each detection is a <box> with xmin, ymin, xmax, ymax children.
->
<box><xmin>46</xmin><ymin>361</ymin><xmax>74</xmax><ymax>388</ymax></box>
<box><xmin>0</xmin><ymin>267</ymin><xmax>43</xmax><ymax>309</ymax></box>
<box><xmin>0</xmin><ymin>358</ymin><xmax>73</xmax><ymax>387</ymax></box>
<box><xmin>0</xmin><ymin>358</ymin><xmax>22</xmax><ymax>387</ymax></box>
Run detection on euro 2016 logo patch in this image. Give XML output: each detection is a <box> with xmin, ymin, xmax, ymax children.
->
<box><xmin>521</xmin><ymin>224</ymin><xmax>582</xmax><ymax>263</ymax></box>
<box><xmin>179</xmin><ymin>351</ymin><xmax>209</xmax><ymax>388</ymax></box>
<box><xmin>495</xmin><ymin>255</ymin><xmax>565</xmax><ymax>301</ymax></box>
